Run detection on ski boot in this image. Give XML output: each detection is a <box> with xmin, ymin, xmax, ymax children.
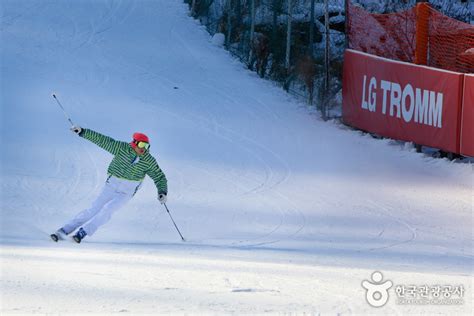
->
<box><xmin>72</xmin><ymin>228</ymin><xmax>87</xmax><ymax>243</ymax></box>
<box><xmin>50</xmin><ymin>228</ymin><xmax>68</xmax><ymax>242</ymax></box>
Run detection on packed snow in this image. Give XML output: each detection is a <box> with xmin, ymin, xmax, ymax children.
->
<box><xmin>1</xmin><ymin>0</ymin><xmax>472</xmax><ymax>314</ymax></box>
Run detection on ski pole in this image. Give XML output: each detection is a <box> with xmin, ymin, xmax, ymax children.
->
<box><xmin>163</xmin><ymin>203</ymin><xmax>185</xmax><ymax>242</ymax></box>
<box><xmin>52</xmin><ymin>94</ymin><xmax>75</xmax><ymax>127</ymax></box>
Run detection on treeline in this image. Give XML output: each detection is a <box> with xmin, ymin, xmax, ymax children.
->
<box><xmin>185</xmin><ymin>0</ymin><xmax>346</xmax><ymax>119</ymax></box>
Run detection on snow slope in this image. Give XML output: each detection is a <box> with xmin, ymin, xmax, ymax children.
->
<box><xmin>1</xmin><ymin>0</ymin><xmax>472</xmax><ymax>314</ymax></box>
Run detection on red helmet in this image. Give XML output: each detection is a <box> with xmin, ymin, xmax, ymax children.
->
<box><xmin>130</xmin><ymin>132</ymin><xmax>150</xmax><ymax>149</ymax></box>
<box><xmin>133</xmin><ymin>132</ymin><xmax>149</xmax><ymax>143</ymax></box>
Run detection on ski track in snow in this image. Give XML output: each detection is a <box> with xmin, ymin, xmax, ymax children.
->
<box><xmin>138</xmin><ymin>97</ymin><xmax>303</xmax><ymax>247</ymax></box>
<box><xmin>113</xmin><ymin>21</ymin><xmax>305</xmax><ymax>247</ymax></box>
<box><xmin>364</xmin><ymin>199</ymin><xmax>417</xmax><ymax>252</ymax></box>
<box><xmin>168</xmin><ymin>28</ymin><xmax>306</xmax><ymax>246</ymax></box>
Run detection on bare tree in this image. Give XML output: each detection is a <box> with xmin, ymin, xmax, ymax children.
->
<box><xmin>285</xmin><ymin>0</ymin><xmax>293</xmax><ymax>70</ymax></box>
<box><xmin>309</xmin><ymin>0</ymin><xmax>315</xmax><ymax>56</ymax></box>
<box><xmin>323</xmin><ymin>0</ymin><xmax>330</xmax><ymax>120</ymax></box>
<box><xmin>190</xmin><ymin>0</ymin><xmax>197</xmax><ymax>16</ymax></box>
<box><xmin>226</xmin><ymin>0</ymin><xmax>232</xmax><ymax>48</ymax></box>
<box><xmin>248</xmin><ymin>0</ymin><xmax>256</xmax><ymax>66</ymax></box>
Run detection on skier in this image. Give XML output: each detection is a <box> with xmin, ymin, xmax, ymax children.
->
<box><xmin>51</xmin><ymin>126</ymin><xmax>168</xmax><ymax>243</ymax></box>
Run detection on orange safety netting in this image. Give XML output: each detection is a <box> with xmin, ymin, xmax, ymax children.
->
<box><xmin>428</xmin><ymin>7</ymin><xmax>474</xmax><ymax>73</ymax></box>
<box><xmin>347</xmin><ymin>2</ymin><xmax>474</xmax><ymax>73</ymax></box>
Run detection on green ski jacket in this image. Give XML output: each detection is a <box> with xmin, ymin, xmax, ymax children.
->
<box><xmin>80</xmin><ymin>128</ymin><xmax>167</xmax><ymax>196</ymax></box>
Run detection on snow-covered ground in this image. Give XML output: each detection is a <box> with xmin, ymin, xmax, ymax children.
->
<box><xmin>1</xmin><ymin>0</ymin><xmax>472</xmax><ymax>314</ymax></box>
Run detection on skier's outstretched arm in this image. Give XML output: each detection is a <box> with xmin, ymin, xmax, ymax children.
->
<box><xmin>71</xmin><ymin>126</ymin><xmax>124</xmax><ymax>155</ymax></box>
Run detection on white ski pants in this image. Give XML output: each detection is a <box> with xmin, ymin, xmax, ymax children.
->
<box><xmin>63</xmin><ymin>176</ymin><xmax>142</xmax><ymax>236</ymax></box>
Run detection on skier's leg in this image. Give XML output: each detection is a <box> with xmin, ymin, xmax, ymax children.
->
<box><xmin>82</xmin><ymin>193</ymin><xmax>133</xmax><ymax>236</ymax></box>
<box><xmin>61</xmin><ymin>184</ymin><xmax>115</xmax><ymax>234</ymax></box>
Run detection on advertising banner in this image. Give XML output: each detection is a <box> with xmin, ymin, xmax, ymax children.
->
<box><xmin>343</xmin><ymin>49</ymin><xmax>464</xmax><ymax>153</ymax></box>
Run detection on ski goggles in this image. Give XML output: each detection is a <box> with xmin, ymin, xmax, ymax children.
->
<box><xmin>136</xmin><ymin>141</ymin><xmax>150</xmax><ymax>150</ymax></box>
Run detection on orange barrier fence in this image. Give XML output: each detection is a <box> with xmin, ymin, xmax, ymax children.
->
<box><xmin>428</xmin><ymin>8</ymin><xmax>474</xmax><ymax>73</ymax></box>
<box><xmin>347</xmin><ymin>2</ymin><xmax>474</xmax><ymax>73</ymax></box>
